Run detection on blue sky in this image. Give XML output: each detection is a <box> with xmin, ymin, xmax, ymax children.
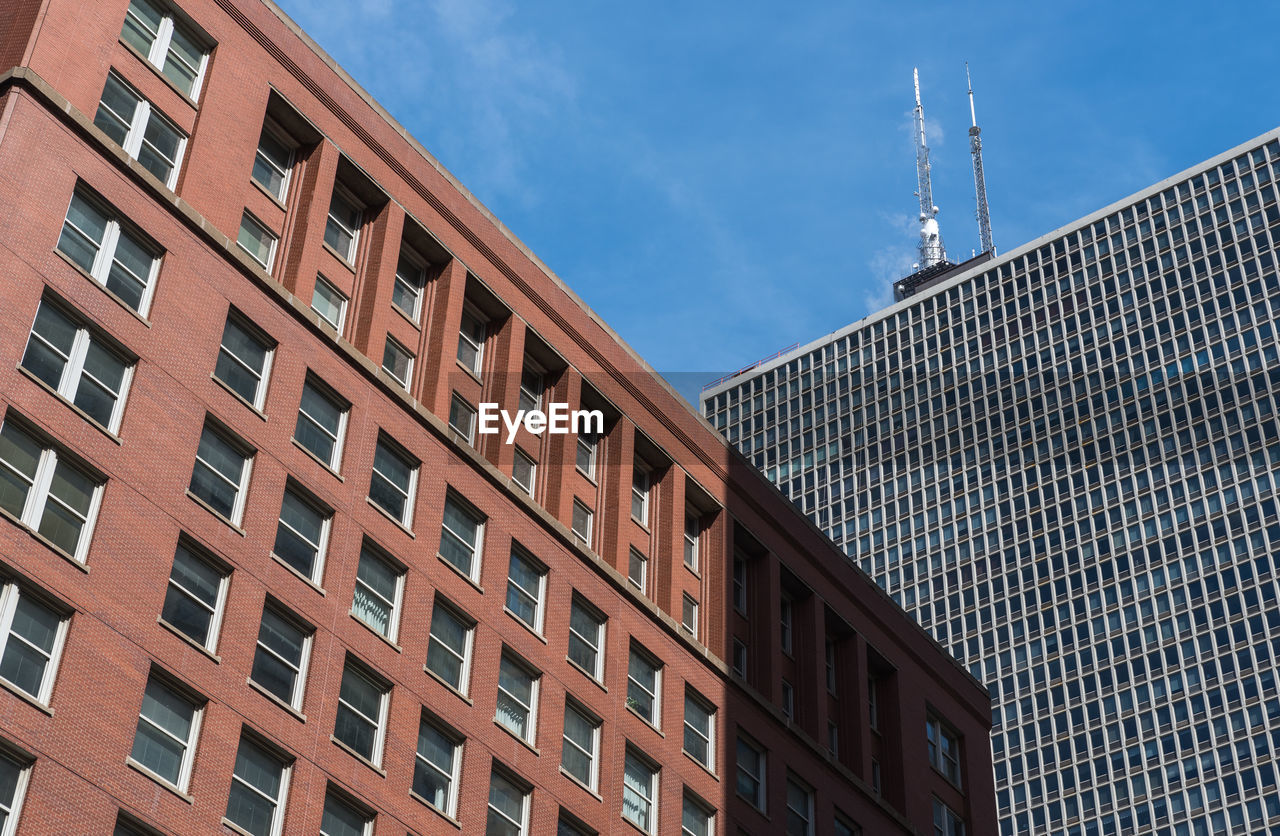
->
<box><xmin>276</xmin><ymin>0</ymin><xmax>1280</xmax><ymax>403</ymax></box>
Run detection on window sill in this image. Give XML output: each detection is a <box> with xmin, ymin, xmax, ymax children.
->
<box><xmin>620</xmin><ymin>813</ymin><xmax>657</xmax><ymax>836</ymax></box>
<box><xmin>16</xmin><ymin>365</ymin><xmax>123</xmax><ymax>444</ymax></box>
<box><xmin>559</xmin><ymin>766</ymin><xmax>602</xmax><ymax>801</ymax></box>
<box><xmin>270</xmin><ymin>552</ymin><xmax>327</xmax><ymax>596</ymax></box>
<box><xmin>210</xmin><ymin>374</ymin><xmax>268</xmax><ymax>421</ymax></box>
<box><xmin>222</xmin><ymin>817</ymin><xmax>263</xmax><ymax>836</ymax></box>
<box><xmin>683</xmin><ymin>749</ymin><xmax>718</xmax><ymax>781</ymax></box>
<box><xmin>0</xmin><ymin>502</ymin><xmax>90</xmax><ymax>573</ymax></box>
<box><xmin>186</xmin><ymin>490</ymin><xmax>247</xmax><ymax>536</ymax></box>
<box><xmin>366</xmin><ymin>495</ymin><xmax>415</xmax><ymax>537</ymax></box>
<box><xmin>116</xmin><ymin>37</ymin><xmax>201</xmax><ymax>109</ymax></box>
<box><xmin>454</xmin><ymin>359</ymin><xmax>484</xmax><ymax>387</ymax></box>
<box><xmin>289</xmin><ymin>436</ymin><xmax>344</xmax><ymax>482</ymax></box>
<box><xmin>349</xmin><ymin>611</ymin><xmax>402</xmax><ymax>652</ymax></box>
<box><xmin>684</xmin><ymin>562</ymin><xmax>701</xmax><ymax>579</ymax></box>
<box><xmin>330</xmin><ymin>735</ymin><xmax>386</xmax><ymax>776</ymax></box>
<box><xmin>503</xmin><ymin>608</ymin><xmax>547</xmax><ymax>644</ymax></box>
<box><xmin>248</xmin><ymin>175</ymin><xmax>289</xmax><ymax>211</ymax></box>
<box><xmin>125</xmin><ymin>758</ymin><xmax>193</xmax><ymax>804</ymax></box>
<box><xmin>321</xmin><ymin>242</ymin><xmax>357</xmax><ymax>273</ymax></box>
<box><xmin>423</xmin><ymin>666</ymin><xmax>473</xmax><ymax>705</ymax></box>
<box><xmin>436</xmin><ymin>553</ymin><xmax>483</xmax><ymax>593</ymax></box>
<box><xmin>574</xmin><ymin>466</ymin><xmax>598</xmax><ymax>485</ymax></box>
<box><xmin>157</xmin><ymin>617</ymin><xmax>220</xmax><ymax>663</ymax></box>
<box><xmin>624</xmin><ymin>705</ymin><xmax>664</xmax><ymax>738</ymax></box>
<box><xmin>564</xmin><ymin>657</ymin><xmax>607</xmax><ymax>693</ymax></box>
<box><xmin>246</xmin><ymin>677</ymin><xmax>306</xmax><ymax>722</ymax></box>
<box><xmin>408</xmin><ymin>791</ymin><xmax>461</xmax><ymax>829</ymax></box>
<box><xmin>391</xmin><ymin>303</ymin><xmax>422</xmax><ymax>331</ymax></box>
<box><xmin>0</xmin><ymin>677</ymin><xmax>53</xmax><ymax>717</ymax></box>
<box><xmin>52</xmin><ymin>248</ymin><xmax>152</xmax><ymax>327</ymax></box>
<box><xmin>493</xmin><ymin>719</ymin><xmax>539</xmax><ymax>755</ymax></box>
<box><xmin>930</xmin><ymin>764</ymin><xmax>964</xmax><ymax>793</ymax></box>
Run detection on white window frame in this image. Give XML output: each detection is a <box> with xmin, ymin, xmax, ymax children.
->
<box><xmin>439</xmin><ymin>493</ymin><xmax>484</xmax><ymax>582</ymax></box>
<box><xmin>681</xmin><ymin>594</ymin><xmax>698</xmax><ymax>635</ymax></box>
<box><xmin>226</xmin><ymin>735</ymin><xmax>292</xmax><ymax>836</ymax></box>
<box><xmin>683</xmin><ymin>510</ymin><xmax>700</xmax><ymax>571</ymax></box>
<box><xmin>272</xmin><ymin>482</ymin><xmax>331</xmax><ymax>585</ymax></box>
<box><xmin>736</xmin><ymin>735</ymin><xmax>766</xmax><ymax>810</ymax></box>
<box><xmin>780</xmin><ymin>595</ymin><xmax>794</xmax><ymax>655</ymax></box>
<box><xmin>518</xmin><ymin>362</ymin><xmax>543</xmax><ymax>413</ymax></box>
<box><xmin>487</xmin><ymin>769</ymin><xmax>530</xmax><ymax>836</ymax></box>
<box><xmin>334</xmin><ymin>660</ymin><xmax>390</xmax><ymax>766</ymax></box>
<box><xmin>731</xmin><ymin>638</ymin><xmax>747</xmax><ymax>678</ymax></box>
<box><xmin>683</xmin><ymin>689</ymin><xmax>715</xmax><ymax>771</ymax></box>
<box><xmin>681</xmin><ymin>792</ymin><xmax>715</xmax><ymax>836</ymax></box>
<box><xmin>393</xmin><ymin>247</ymin><xmax>427</xmax><ymax>321</ymax></box>
<box><xmin>567</xmin><ymin>595</ymin><xmax>605</xmax><ymax>681</ymax></box>
<box><xmin>825</xmin><ymin>637</ymin><xmax>837</xmax><ymax>694</ymax></box>
<box><xmin>571</xmin><ymin>500</ymin><xmax>593</xmax><ymax>546</ymax></box>
<box><xmin>627</xmin><ymin>547</ymin><xmax>648</xmax><ymax>594</ymax></box>
<box><xmin>189</xmin><ymin>421</ymin><xmax>253</xmax><ymax>525</ymax></box>
<box><xmin>448</xmin><ymin>393</ymin><xmax>476</xmax><ymax>444</ymax></box>
<box><xmin>0</xmin><ymin>749</ymin><xmax>32</xmax><ymax>836</ymax></box>
<box><xmin>215</xmin><ymin>311</ymin><xmax>275</xmax><ymax>411</ymax></box>
<box><xmin>932</xmin><ymin>797</ymin><xmax>965</xmax><ymax>836</ymax></box>
<box><xmin>251</xmin><ymin>604</ymin><xmax>313</xmax><ymax>711</ymax></box>
<box><xmin>237</xmin><ymin>211</ymin><xmax>278</xmax><ymax>273</ymax></box>
<box><xmin>785</xmin><ymin>774</ymin><xmax>815</xmax><ymax>836</ymax></box>
<box><xmin>22</xmin><ymin>297</ymin><xmax>135</xmax><ymax>432</ymax></box>
<box><xmin>575</xmin><ymin>432</ymin><xmax>597</xmax><ymax>479</ymax></box>
<box><xmin>120</xmin><ymin>0</ymin><xmax>211</xmax><ymax>98</ymax></box>
<box><xmin>58</xmin><ymin>189</ymin><xmax>161</xmax><ymax>315</ymax></box>
<box><xmin>505</xmin><ymin>547</ymin><xmax>546</xmax><ymax>633</ymax></box>
<box><xmin>351</xmin><ymin>542</ymin><xmax>405</xmax><ymax>643</ymax></box>
<box><xmin>0</xmin><ymin>583</ymin><xmax>69</xmax><ymax>705</ymax></box>
<box><xmin>631</xmin><ymin>463</ymin><xmax>650</xmax><ymax>525</ymax></box>
<box><xmin>95</xmin><ymin>71</ymin><xmax>187</xmax><ymax>188</ymax></box>
<box><xmin>294</xmin><ymin>374</ymin><xmax>348</xmax><ymax>470</ymax></box>
<box><xmin>622</xmin><ymin>748</ymin><xmax>659</xmax><ymax>835</ymax></box>
<box><xmin>927</xmin><ymin>715</ymin><xmax>962</xmax><ymax>787</ymax></box>
<box><xmin>251</xmin><ymin>119</ymin><xmax>295</xmax><ymax>201</ymax></box>
<box><xmin>0</xmin><ymin>418</ymin><xmax>104</xmax><ymax>563</ymax></box>
<box><xmin>320</xmin><ymin>788</ymin><xmax>374</xmax><ymax>836</ymax></box>
<box><xmin>324</xmin><ymin>184</ymin><xmax>363</xmax><ymax>263</ymax></box>
<box><xmin>732</xmin><ymin>555</ymin><xmax>747</xmax><ymax>612</ymax></box>
<box><xmin>511</xmin><ymin>447</ymin><xmax>536</xmax><ymax>496</ymax></box>
<box><xmin>456</xmin><ymin>304</ymin><xmax>486</xmax><ymax>377</ymax></box>
<box><xmin>495</xmin><ymin>652</ymin><xmax>540</xmax><ymax>744</ymax></box>
<box><xmin>129</xmin><ymin>673</ymin><xmax>204</xmax><ymax>792</ymax></box>
<box><xmin>369</xmin><ymin>434</ymin><xmax>417</xmax><ymax>528</ymax></box>
<box><xmin>868</xmin><ymin>677</ymin><xmax>880</xmax><ymax>731</ymax></box>
<box><xmin>161</xmin><ymin>539</ymin><xmax>229</xmax><ymax>652</ymax></box>
<box><xmin>781</xmin><ymin>680</ymin><xmax>794</xmax><ymax>720</ymax></box>
<box><xmin>426</xmin><ymin>598</ymin><xmax>474</xmax><ymax>694</ymax></box>
<box><xmin>312</xmin><ymin>276</ymin><xmax>348</xmax><ymax>335</ymax></box>
<box><xmin>413</xmin><ymin>715</ymin><xmax>463</xmax><ymax>817</ymax></box>
<box><xmin>626</xmin><ymin>646</ymin><xmax>662</xmax><ymax>728</ymax></box>
<box><xmin>560</xmin><ymin>700</ymin><xmax>601</xmax><ymax>791</ymax></box>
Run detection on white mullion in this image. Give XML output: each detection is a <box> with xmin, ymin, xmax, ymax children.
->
<box><xmin>61</xmin><ymin>327</ymin><xmax>91</xmax><ymax>401</ymax></box>
<box><xmin>24</xmin><ymin>449</ymin><xmax>58</xmax><ymax>529</ymax></box>
<box><xmin>151</xmin><ymin>16</ymin><xmax>174</xmax><ymax>67</ymax></box>
<box><xmin>0</xmin><ymin>587</ymin><xmax>18</xmax><ymax>666</ymax></box>
<box><xmin>124</xmin><ymin>100</ymin><xmax>151</xmax><ymax>159</ymax></box>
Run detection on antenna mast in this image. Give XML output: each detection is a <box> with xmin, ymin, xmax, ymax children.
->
<box><xmin>913</xmin><ymin>68</ymin><xmax>945</xmax><ymax>268</ymax></box>
<box><xmin>967</xmin><ymin>63</ymin><xmax>995</xmax><ymax>254</ymax></box>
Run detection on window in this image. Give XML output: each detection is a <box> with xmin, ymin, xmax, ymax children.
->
<box><xmin>119</xmin><ymin>0</ymin><xmax>209</xmax><ymax>97</ymax></box>
<box><xmin>294</xmin><ymin>376</ymin><xmax>347</xmax><ymax>469</ymax></box>
<box><xmin>215</xmin><ymin>312</ymin><xmax>274</xmax><ymax>409</ymax></box>
<box><xmin>682</xmin><ymin>793</ymin><xmax>714</xmax><ymax>836</ymax></box>
<box><xmin>369</xmin><ymin>434</ymin><xmax>417</xmax><ymax>527</ymax></box>
<box><xmin>681</xmin><ymin>595</ymin><xmax>698</xmax><ymax>635</ymax></box>
<box><xmin>392</xmin><ymin>250</ymin><xmax>426</xmax><ymax>321</ymax></box>
<box><xmin>871</xmin><ymin>759</ymin><xmax>882</xmax><ymax>795</ymax></box>
<box><xmin>505</xmin><ymin>548</ymin><xmax>546</xmax><ymax>632</ymax></box>
<box><xmin>324</xmin><ymin>186</ymin><xmax>362</xmax><ymax>262</ymax></box>
<box><xmin>927</xmin><ymin>715</ymin><xmax>962</xmax><ymax>786</ymax></box>
<box><xmin>835</xmin><ymin>813</ymin><xmax>862</xmax><ymax>836</ymax></box>
<box><xmin>622</xmin><ymin>749</ymin><xmax>658</xmax><ymax>834</ymax></box>
<box><xmin>414</xmin><ymin>716</ymin><xmax>462</xmax><ymax>816</ymax></box>
<box><xmin>312</xmin><ymin>277</ymin><xmax>347</xmax><ymax>334</ymax></box>
<box><xmin>781</xmin><ymin>680</ymin><xmax>794</xmax><ymax>720</ymax></box>
<box><xmin>129</xmin><ymin>674</ymin><xmax>202</xmax><ymax>790</ymax></box>
<box><xmin>448</xmin><ymin>394</ymin><xmax>475</xmax><ymax>443</ymax></box>
<box><xmin>512</xmin><ymin>448</ymin><xmax>535</xmax><ymax>495</ymax></box>
<box><xmin>333</xmin><ymin>660</ymin><xmax>390</xmax><ymax>765</ymax></box>
<box><xmin>560</xmin><ymin>701</ymin><xmax>600</xmax><ymax>789</ymax></box>
<box><xmin>825</xmin><ymin>638</ymin><xmax>837</xmax><ymax>694</ymax></box>
<box><xmin>631</xmin><ymin>463</ymin><xmax>649</xmax><ymax>524</ymax></box>
<box><xmin>160</xmin><ymin>540</ymin><xmax>228</xmax><ymax>650</ymax></box>
<box><xmin>0</xmin><ymin>749</ymin><xmax>30</xmax><ymax>835</ymax></box>
<box><xmin>0</xmin><ymin>584</ymin><xmax>67</xmax><ymax>704</ymax></box>
<box><xmin>785</xmin><ymin>776</ymin><xmax>814</xmax><ymax>836</ymax></box>
<box><xmin>557</xmin><ymin>814</ymin><xmax>595</xmax><ymax>836</ymax></box>
<box><xmin>22</xmin><ymin>297</ymin><xmax>134</xmax><ymax>431</ymax></box>
<box><xmin>457</xmin><ymin>306</ymin><xmax>486</xmax><ymax>376</ymax></box>
<box><xmin>868</xmin><ymin>677</ymin><xmax>880</xmax><ymax>731</ymax></box>
<box><xmin>250</xmin><ymin>605</ymin><xmax>311</xmax><ymax>710</ymax></box>
<box><xmin>736</xmin><ymin>735</ymin><xmax>766</xmax><ymax>809</ymax></box>
<box><xmin>57</xmin><ymin>189</ymin><xmax>160</xmax><ymax>314</ymax></box>
<box><xmin>732</xmin><ymin>555</ymin><xmax>747</xmax><ymax>611</ymax></box>
<box><xmin>486</xmin><ymin>769</ymin><xmax>529</xmax><ymax>836</ymax></box>
<box><xmin>225</xmin><ymin>735</ymin><xmax>291</xmax><ymax>836</ymax></box>
<box><xmin>683</xmin><ymin>511</ymin><xmax>700</xmax><ymax>570</ymax></box>
<box><xmin>627</xmin><ymin>549</ymin><xmax>649</xmax><ymax>592</ymax></box>
<box><xmin>627</xmin><ymin>646</ymin><xmax>661</xmax><ymax>727</ymax></box>
<box><xmin>320</xmin><ymin>789</ymin><xmax>372</xmax><ymax>836</ymax></box>
<box><xmin>439</xmin><ymin>494</ymin><xmax>483</xmax><ymax>580</ymax></box>
<box><xmin>567</xmin><ymin>596</ymin><xmax>605</xmax><ymax>680</ymax></box>
<box><xmin>518</xmin><ymin>364</ymin><xmax>542</xmax><ymax>413</ymax></box>
<box><xmin>94</xmin><ymin>72</ymin><xmax>186</xmax><ymax>187</ymax></box>
<box><xmin>272</xmin><ymin>484</ymin><xmax>330</xmax><ymax>584</ymax></box>
<box><xmin>188</xmin><ymin>421</ymin><xmax>253</xmax><ymax>524</ymax></box>
<box><xmin>351</xmin><ymin>542</ymin><xmax>404</xmax><ymax>641</ymax></box>
<box><xmin>237</xmin><ymin>212</ymin><xmax>277</xmax><ymax>272</ymax></box>
<box><xmin>495</xmin><ymin>653</ymin><xmax>539</xmax><ymax>743</ymax></box>
<box><xmin>114</xmin><ymin>812</ymin><xmax>161</xmax><ymax>836</ymax></box>
<box><xmin>251</xmin><ymin>120</ymin><xmax>294</xmax><ymax>200</ymax></box>
<box><xmin>780</xmin><ymin>595</ymin><xmax>793</xmax><ymax>654</ymax></box>
<box><xmin>426</xmin><ymin>599</ymin><xmax>473</xmax><ymax>693</ymax></box>
<box><xmin>575</xmin><ymin>431</ymin><xmax>596</xmax><ymax>478</ymax></box>
<box><xmin>571</xmin><ymin>501</ymin><xmax>592</xmax><ymax>546</ymax></box>
<box><xmin>683</xmin><ymin>690</ymin><xmax>715</xmax><ymax>770</ymax></box>
<box><xmin>828</xmin><ymin>721</ymin><xmax>839</xmax><ymax>754</ymax></box>
<box><xmin>0</xmin><ymin>418</ymin><xmax>103</xmax><ymax>560</ymax></box>
<box><xmin>731</xmin><ymin>639</ymin><xmax>747</xmax><ymax>678</ymax></box>
<box><xmin>932</xmin><ymin>798</ymin><xmax>965</xmax><ymax>836</ymax></box>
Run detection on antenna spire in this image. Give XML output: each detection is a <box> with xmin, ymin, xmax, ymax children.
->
<box><xmin>966</xmin><ymin>62</ymin><xmax>995</xmax><ymax>255</ymax></box>
<box><xmin>913</xmin><ymin>68</ymin><xmax>946</xmax><ymax>268</ymax></box>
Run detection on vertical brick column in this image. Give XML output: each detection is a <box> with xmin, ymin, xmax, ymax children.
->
<box><xmin>656</xmin><ymin>466</ymin><xmax>684</xmax><ymax>623</ymax></box>
<box><xmin>600</xmin><ymin>418</ymin><xmax>634</xmax><ymax>575</ymax></box>
<box><xmin>849</xmin><ymin>633</ymin><xmax>871</xmax><ymax>778</ymax></box>
<box><xmin>481</xmin><ymin>314</ymin><xmax>526</xmax><ymax>471</ymax></box>
<box><xmin>805</xmin><ymin>597</ymin><xmax>827</xmax><ymax>739</ymax></box>
<box><xmin>421</xmin><ymin>258</ymin><xmax>468</xmax><ymax>417</ymax></box>
<box><xmin>350</xmin><ymin>199</ymin><xmax>403</xmax><ymax>359</ymax></box>
<box><xmin>277</xmin><ymin>138</ymin><xmax>339</xmax><ymax>295</ymax></box>
<box><xmin>543</xmin><ymin>369</ymin><xmax>582</xmax><ymax>529</ymax></box>
<box><xmin>755</xmin><ymin>553</ymin><xmax>781</xmax><ymax>696</ymax></box>
<box><xmin>704</xmin><ymin>508</ymin><xmax>727</xmax><ymax>660</ymax></box>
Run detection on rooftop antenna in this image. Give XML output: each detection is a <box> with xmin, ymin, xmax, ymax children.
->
<box><xmin>913</xmin><ymin>68</ymin><xmax>946</xmax><ymax>269</ymax></box>
<box><xmin>967</xmin><ymin>62</ymin><xmax>995</xmax><ymax>255</ymax></box>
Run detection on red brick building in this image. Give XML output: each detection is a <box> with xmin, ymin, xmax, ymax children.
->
<box><xmin>0</xmin><ymin>1</ymin><xmax>995</xmax><ymax>834</ymax></box>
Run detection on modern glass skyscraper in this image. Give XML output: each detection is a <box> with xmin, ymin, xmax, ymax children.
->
<box><xmin>703</xmin><ymin>129</ymin><xmax>1280</xmax><ymax>835</ymax></box>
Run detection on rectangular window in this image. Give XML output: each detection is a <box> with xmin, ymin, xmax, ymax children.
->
<box><xmin>0</xmin><ymin>584</ymin><xmax>68</xmax><ymax>704</ymax></box>
<box><xmin>780</xmin><ymin>595</ymin><xmax>793</xmax><ymax>654</ymax></box>
<box><xmin>294</xmin><ymin>375</ymin><xmax>347</xmax><ymax>470</ymax></box>
<box><xmin>0</xmin><ymin>418</ymin><xmax>103</xmax><ymax>561</ymax></box>
<box><xmin>114</xmin><ymin>812</ymin><xmax>160</xmax><ymax>836</ymax></box>
<box><xmin>871</xmin><ymin>759</ymin><xmax>882</xmax><ymax>795</ymax></box>
<box><xmin>94</xmin><ymin>71</ymin><xmax>186</xmax><ymax>187</ymax></box>
<box><xmin>683</xmin><ymin>689</ymin><xmax>715</xmax><ymax>770</ymax></box>
<box><xmin>932</xmin><ymin>798</ymin><xmax>965</xmax><ymax>836</ymax></box>
<box><xmin>575</xmin><ymin>432</ymin><xmax>597</xmax><ymax>478</ymax></box>
<box><xmin>215</xmin><ymin>312</ymin><xmax>274</xmax><ymax>410</ymax></box>
<box><xmin>736</xmin><ymin>735</ymin><xmax>766</xmax><ymax>810</ymax></box>
<box><xmin>495</xmin><ymin>653</ymin><xmax>539</xmax><ymax>744</ymax></box>
<box><xmin>237</xmin><ymin>212</ymin><xmax>277</xmax><ymax>272</ymax></box>
<box><xmin>486</xmin><ymin>769</ymin><xmax>529</xmax><ymax>836</ymax></box>
<box><xmin>333</xmin><ymin>659</ymin><xmax>390</xmax><ymax>765</ymax></box>
<box><xmin>518</xmin><ymin>364</ymin><xmax>543</xmax><ymax>413</ymax></box>
<box><xmin>120</xmin><ymin>0</ymin><xmax>210</xmax><ymax>97</ymax></box>
<box><xmin>351</xmin><ymin>542</ymin><xmax>404</xmax><ymax>642</ymax></box>
<box><xmin>732</xmin><ymin>556</ymin><xmax>747</xmax><ymax>612</ymax></box>
<box><xmin>272</xmin><ymin>483</ymin><xmax>330</xmax><ymax>584</ymax></box>
<box><xmin>571</xmin><ymin>500</ymin><xmax>593</xmax><ymax>546</ymax></box>
<box><xmin>868</xmin><ymin>677</ymin><xmax>880</xmax><ymax>731</ymax></box>
<box><xmin>781</xmin><ymin>680</ymin><xmax>794</xmax><ymax>720</ymax></box>
<box><xmin>426</xmin><ymin>598</ymin><xmax>473</xmax><ymax>693</ymax></box>
<box><xmin>627</xmin><ymin>548</ymin><xmax>647</xmax><ymax>594</ymax></box>
<box><xmin>926</xmin><ymin>716</ymin><xmax>962</xmax><ymax>787</ymax></box>
<box><xmin>457</xmin><ymin>306</ymin><xmax>486</xmax><ymax>376</ymax></box>
<box><xmin>681</xmin><ymin>594</ymin><xmax>698</xmax><ymax>635</ymax></box>
<box><xmin>129</xmin><ymin>674</ymin><xmax>203</xmax><ymax>790</ymax></box>
<box><xmin>682</xmin><ymin>793</ymin><xmax>714</xmax><ymax>836</ymax></box>
<box><xmin>512</xmin><ymin>448</ymin><xmax>535</xmax><ymax>496</ymax></box>
<box><xmin>557</xmin><ymin>814</ymin><xmax>594</xmax><ymax>836</ymax></box>
<box><xmin>560</xmin><ymin>701</ymin><xmax>600</xmax><ymax>790</ymax></box>
<box><xmin>160</xmin><ymin>540</ymin><xmax>228</xmax><ymax>650</ymax></box>
<box><xmin>369</xmin><ymin>434</ymin><xmax>417</xmax><ymax>527</ymax></box>
<box><xmin>392</xmin><ymin>250</ymin><xmax>426</xmax><ymax>321</ymax></box>
<box><xmin>732</xmin><ymin>638</ymin><xmax>747</xmax><ymax>678</ymax></box>
<box><xmin>0</xmin><ymin>750</ymin><xmax>30</xmax><ymax>835</ymax></box>
<box><xmin>324</xmin><ymin>186</ymin><xmax>362</xmax><ymax>262</ymax></box>
<box><xmin>785</xmin><ymin>776</ymin><xmax>814</xmax><ymax>836</ymax></box>
<box><xmin>250</xmin><ymin>605</ymin><xmax>311</xmax><ymax>710</ymax></box>
<box><xmin>622</xmin><ymin>749</ymin><xmax>658</xmax><ymax>834</ymax></box>
<box><xmin>22</xmin><ymin>297</ymin><xmax>134</xmax><ymax>432</ymax></box>
<box><xmin>631</xmin><ymin>463</ymin><xmax>649</xmax><ymax>524</ymax></box>
<box><xmin>413</xmin><ymin>715</ymin><xmax>462</xmax><ymax>816</ymax></box>
<box><xmin>312</xmin><ymin>277</ymin><xmax>348</xmax><ymax>334</ymax></box>
<box><xmin>57</xmin><ymin>189</ymin><xmax>159</xmax><ymax>314</ymax></box>
<box><xmin>567</xmin><ymin>595</ymin><xmax>605</xmax><ymax>680</ymax></box>
<box><xmin>320</xmin><ymin>789</ymin><xmax>372</xmax><ymax>836</ymax></box>
<box><xmin>188</xmin><ymin>421</ymin><xmax>253</xmax><ymax>524</ymax></box>
<box><xmin>835</xmin><ymin>813</ymin><xmax>862</xmax><ymax>836</ymax></box>
<box><xmin>825</xmin><ymin>638</ymin><xmax>837</xmax><ymax>694</ymax></box>
<box><xmin>683</xmin><ymin>511</ymin><xmax>700</xmax><ymax>570</ymax></box>
<box><xmin>251</xmin><ymin>120</ymin><xmax>294</xmax><ymax>200</ymax></box>
<box><xmin>627</xmin><ymin>646</ymin><xmax>661</xmax><ymax>727</ymax></box>
<box><xmin>439</xmin><ymin>494</ymin><xmax>483</xmax><ymax>580</ymax></box>
<box><xmin>828</xmin><ymin>721</ymin><xmax>839</xmax><ymax>754</ymax></box>
<box><xmin>225</xmin><ymin>735</ymin><xmax>291</xmax><ymax>836</ymax></box>
<box><xmin>448</xmin><ymin>394</ymin><xmax>476</xmax><ymax>443</ymax></box>
<box><xmin>505</xmin><ymin>548</ymin><xmax>546</xmax><ymax>632</ymax></box>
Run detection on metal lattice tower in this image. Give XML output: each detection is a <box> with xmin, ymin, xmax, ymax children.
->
<box><xmin>913</xmin><ymin>68</ymin><xmax>946</xmax><ymax>268</ymax></box>
<box><xmin>967</xmin><ymin>63</ymin><xmax>995</xmax><ymax>255</ymax></box>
